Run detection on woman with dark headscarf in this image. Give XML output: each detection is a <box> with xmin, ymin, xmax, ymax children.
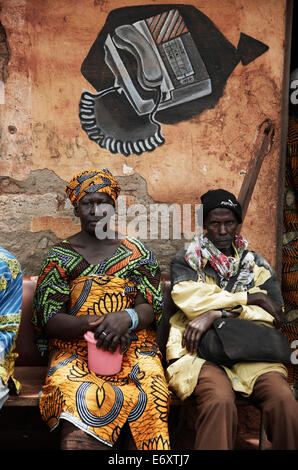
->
<box><xmin>32</xmin><ymin>169</ymin><xmax>170</xmax><ymax>450</ymax></box>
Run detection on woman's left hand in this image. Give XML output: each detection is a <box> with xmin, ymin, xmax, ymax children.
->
<box><xmin>89</xmin><ymin>310</ymin><xmax>132</xmax><ymax>353</ymax></box>
<box><xmin>88</xmin><ymin>292</ymin><xmax>154</xmax><ymax>354</ymax></box>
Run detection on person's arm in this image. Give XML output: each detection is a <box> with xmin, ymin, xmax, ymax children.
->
<box><xmin>44</xmin><ymin>313</ymin><xmax>104</xmax><ymax>340</ymax></box>
<box><xmin>245</xmin><ymin>255</ymin><xmax>285</xmax><ymax>327</ymax></box>
<box><xmin>43</xmin><ymin>294</ymin><xmax>154</xmax><ymax>355</ymax></box>
<box><xmin>43</xmin><ymin>301</ymin><xmax>151</xmax><ymax>355</ymax></box>
<box><xmin>246</xmin><ymin>292</ymin><xmax>284</xmax><ymax>327</ymax></box>
<box><xmin>31</xmin><ymin>248</ymin><xmax>78</xmax><ymax>353</ymax></box>
<box><xmin>171</xmin><ymin>280</ymin><xmax>247</xmax><ymax>321</ymax></box>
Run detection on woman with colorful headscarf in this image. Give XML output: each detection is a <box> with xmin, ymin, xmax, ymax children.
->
<box><xmin>32</xmin><ymin>169</ymin><xmax>171</xmax><ymax>450</ymax></box>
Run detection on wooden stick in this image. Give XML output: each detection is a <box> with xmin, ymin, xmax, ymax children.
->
<box><xmin>238</xmin><ymin>118</ymin><xmax>275</xmax><ymax>226</ymax></box>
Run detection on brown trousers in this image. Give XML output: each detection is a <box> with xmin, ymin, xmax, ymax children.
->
<box><xmin>188</xmin><ymin>362</ymin><xmax>298</xmax><ymax>450</ymax></box>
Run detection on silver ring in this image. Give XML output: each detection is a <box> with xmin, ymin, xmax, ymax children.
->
<box><xmin>101</xmin><ymin>331</ymin><xmax>107</xmax><ymax>337</ymax></box>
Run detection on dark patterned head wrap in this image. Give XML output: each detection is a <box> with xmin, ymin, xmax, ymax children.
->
<box><xmin>65</xmin><ymin>169</ymin><xmax>120</xmax><ymax>206</ymax></box>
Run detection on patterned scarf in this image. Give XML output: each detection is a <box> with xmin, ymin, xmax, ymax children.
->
<box><xmin>185</xmin><ymin>233</ymin><xmax>255</xmax><ymax>292</ymax></box>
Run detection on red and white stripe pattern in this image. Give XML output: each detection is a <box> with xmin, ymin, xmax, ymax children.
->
<box><xmin>145</xmin><ymin>9</ymin><xmax>188</xmax><ymax>45</ymax></box>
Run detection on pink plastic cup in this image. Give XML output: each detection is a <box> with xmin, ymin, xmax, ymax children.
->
<box><xmin>84</xmin><ymin>331</ymin><xmax>123</xmax><ymax>375</ymax></box>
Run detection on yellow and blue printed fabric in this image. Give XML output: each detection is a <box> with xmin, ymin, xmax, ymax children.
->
<box><xmin>0</xmin><ymin>246</ymin><xmax>22</xmax><ymax>393</ymax></box>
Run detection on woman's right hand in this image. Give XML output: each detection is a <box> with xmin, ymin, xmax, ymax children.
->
<box><xmin>44</xmin><ymin>313</ymin><xmax>103</xmax><ymax>340</ymax></box>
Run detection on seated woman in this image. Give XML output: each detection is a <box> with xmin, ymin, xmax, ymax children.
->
<box><xmin>32</xmin><ymin>169</ymin><xmax>171</xmax><ymax>450</ymax></box>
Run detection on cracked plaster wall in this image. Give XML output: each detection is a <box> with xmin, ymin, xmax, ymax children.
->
<box><xmin>0</xmin><ymin>0</ymin><xmax>290</xmax><ymax>276</ymax></box>
<box><xmin>0</xmin><ymin>170</ymin><xmax>183</xmax><ymax>275</ymax></box>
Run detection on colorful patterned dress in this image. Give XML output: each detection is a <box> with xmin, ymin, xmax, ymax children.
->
<box><xmin>0</xmin><ymin>246</ymin><xmax>22</xmax><ymax>402</ymax></box>
<box><xmin>281</xmin><ymin>117</ymin><xmax>298</xmax><ymax>388</ymax></box>
<box><xmin>32</xmin><ymin>237</ymin><xmax>171</xmax><ymax>450</ymax></box>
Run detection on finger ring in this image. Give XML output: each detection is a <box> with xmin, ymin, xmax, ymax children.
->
<box><xmin>101</xmin><ymin>331</ymin><xmax>107</xmax><ymax>337</ymax></box>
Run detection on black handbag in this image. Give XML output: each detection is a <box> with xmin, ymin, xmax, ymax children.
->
<box><xmin>198</xmin><ymin>317</ymin><xmax>292</xmax><ymax>367</ymax></box>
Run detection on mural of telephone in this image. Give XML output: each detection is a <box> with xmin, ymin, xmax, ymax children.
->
<box><xmin>104</xmin><ymin>9</ymin><xmax>212</xmax><ymax>116</ymax></box>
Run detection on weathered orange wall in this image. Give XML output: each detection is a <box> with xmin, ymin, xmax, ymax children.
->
<box><xmin>0</xmin><ymin>0</ymin><xmax>290</xmax><ymax>275</ymax></box>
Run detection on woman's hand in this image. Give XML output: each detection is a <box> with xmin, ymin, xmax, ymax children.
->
<box><xmin>89</xmin><ymin>311</ymin><xmax>132</xmax><ymax>354</ymax></box>
<box><xmin>89</xmin><ymin>291</ymin><xmax>154</xmax><ymax>354</ymax></box>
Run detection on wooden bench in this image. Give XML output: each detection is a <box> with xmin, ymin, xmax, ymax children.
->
<box><xmin>3</xmin><ymin>277</ymin><xmax>267</xmax><ymax>449</ymax></box>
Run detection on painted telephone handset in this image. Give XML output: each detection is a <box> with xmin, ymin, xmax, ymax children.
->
<box><xmin>80</xmin><ymin>23</ymin><xmax>166</xmax><ymax>156</ymax></box>
<box><xmin>104</xmin><ymin>25</ymin><xmax>163</xmax><ymax>115</ymax></box>
<box><xmin>113</xmin><ymin>24</ymin><xmax>163</xmax><ymax>91</ymax></box>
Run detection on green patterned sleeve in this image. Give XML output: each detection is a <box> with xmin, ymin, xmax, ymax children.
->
<box><xmin>125</xmin><ymin>238</ymin><xmax>164</xmax><ymax>325</ymax></box>
<box><xmin>31</xmin><ymin>247</ymin><xmax>70</xmax><ymax>354</ymax></box>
